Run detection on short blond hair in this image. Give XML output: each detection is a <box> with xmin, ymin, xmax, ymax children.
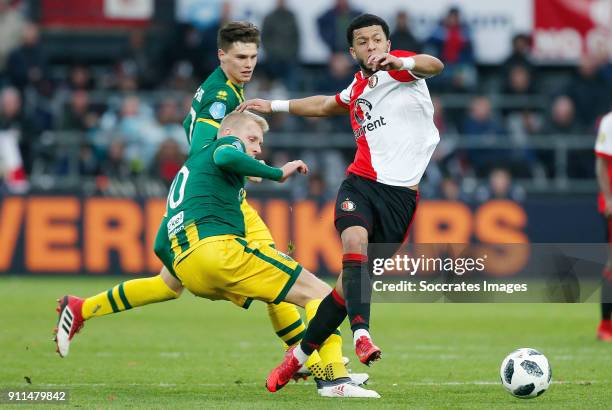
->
<box><xmin>218</xmin><ymin>110</ymin><xmax>269</xmax><ymax>136</ymax></box>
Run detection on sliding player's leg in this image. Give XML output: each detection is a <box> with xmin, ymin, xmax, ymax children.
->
<box><xmin>54</xmin><ymin>223</ymin><xmax>184</xmax><ymax>357</ymax></box>
<box><xmin>54</xmin><ymin>266</ymin><xmax>182</xmax><ymax>357</ymax></box>
<box><xmin>242</xmin><ymin>199</ymin><xmax>349</xmax><ymax>381</ymax></box>
<box><xmin>174</xmin><ymin>237</ymin><xmax>376</xmax><ymax>397</ymax></box>
<box><xmin>220</xmin><ymin>241</ymin><xmax>342</xmax><ymax>380</ymax></box>
<box><xmin>241</xmin><ymin>199</ymin><xmax>311</xmax><ymax>353</ymax></box>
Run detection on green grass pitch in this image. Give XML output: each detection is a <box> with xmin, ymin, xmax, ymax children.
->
<box><xmin>1</xmin><ymin>276</ymin><xmax>610</xmax><ymax>409</ymax></box>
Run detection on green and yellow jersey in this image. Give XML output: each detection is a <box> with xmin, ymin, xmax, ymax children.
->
<box><xmin>183</xmin><ymin>66</ymin><xmax>246</xmax><ymax>156</ymax></box>
<box><xmin>155</xmin><ymin>66</ymin><xmax>247</xmax><ymax>275</ymax></box>
<box><xmin>157</xmin><ymin>136</ymin><xmax>282</xmax><ymax>268</ymax></box>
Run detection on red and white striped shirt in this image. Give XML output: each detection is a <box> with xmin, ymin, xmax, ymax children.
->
<box><xmin>335</xmin><ymin>50</ymin><xmax>440</xmax><ymax>187</ymax></box>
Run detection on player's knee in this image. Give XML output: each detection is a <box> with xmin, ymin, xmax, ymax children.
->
<box><xmin>303</xmin><ymin>269</ymin><xmax>331</xmax><ymax>298</ymax></box>
<box><xmin>341</xmin><ymin>226</ymin><xmax>369</xmax><ymax>254</ymax></box>
<box><xmin>160</xmin><ymin>269</ymin><xmax>184</xmax><ymax>296</ymax></box>
<box><xmin>285</xmin><ymin>269</ymin><xmax>330</xmax><ymax>306</ymax></box>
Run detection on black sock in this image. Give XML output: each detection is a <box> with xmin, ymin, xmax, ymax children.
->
<box><xmin>602</xmin><ymin>268</ymin><xmax>612</xmax><ymax>320</ymax></box>
<box><xmin>602</xmin><ymin>304</ymin><xmax>612</xmax><ymax>321</ymax></box>
<box><xmin>299</xmin><ymin>289</ymin><xmax>347</xmax><ymax>355</ymax></box>
<box><xmin>342</xmin><ymin>253</ymin><xmax>371</xmax><ymax>333</ymax></box>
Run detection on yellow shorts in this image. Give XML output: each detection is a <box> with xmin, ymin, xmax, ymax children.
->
<box><xmin>242</xmin><ymin>199</ymin><xmax>274</xmax><ymax>245</ymax></box>
<box><xmin>174</xmin><ymin>235</ymin><xmax>302</xmax><ymax>307</ymax></box>
<box><xmin>173</xmin><ymin>199</ymin><xmax>276</xmax><ymax>308</ymax></box>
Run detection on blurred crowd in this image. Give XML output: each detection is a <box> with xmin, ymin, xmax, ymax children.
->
<box><xmin>0</xmin><ymin>0</ymin><xmax>611</xmax><ymax>200</ymax></box>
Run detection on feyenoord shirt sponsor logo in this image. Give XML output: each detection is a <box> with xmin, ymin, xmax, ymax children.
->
<box><xmin>341</xmin><ymin>199</ymin><xmax>356</xmax><ymax>212</ymax></box>
<box><xmin>368</xmin><ymin>74</ymin><xmax>378</xmax><ymax>88</ymax></box>
<box><xmin>352</xmin><ymin>97</ymin><xmax>387</xmax><ymax>140</ymax></box>
<box><xmin>353</xmin><ymin>98</ymin><xmax>373</xmax><ymax>126</ymax></box>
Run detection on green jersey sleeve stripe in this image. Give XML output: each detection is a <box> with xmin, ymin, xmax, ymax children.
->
<box><xmin>196</xmin><ymin>118</ymin><xmax>220</xmax><ymax>128</ymax></box>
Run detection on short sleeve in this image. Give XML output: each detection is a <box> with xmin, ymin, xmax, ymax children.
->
<box><xmin>595</xmin><ymin>113</ymin><xmax>612</xmax><ymax>159</ymax></box>
<box><xmin>198</xmin><ymin>85</ymin><xmax>236</xmax><ymax>123</ymax></box>
<box><xmin>335</xmin><ymin>77</ymin><xmax>357</xmax><ymax>108</ymax></box>
<box><xmin>388</xmin><ymin>50</ymin><xmax>420</xmax><ymax>82</ymax></box>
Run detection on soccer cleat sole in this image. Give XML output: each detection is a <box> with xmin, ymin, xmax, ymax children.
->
<box><xmin>348</xmin><ymin>372</ymin><xmax>369</xmax><ymax>386</ymax></box>
<box><xmin>55</xmin><ymin>295</ymin><xmax>81</xmax><ymax>358</ymax></box>
<box><xmin>317</xmin><ymin>382</ymin><xmax>381</xmax><ymax>398</ymax></box>
<box><xmin>597</xmin><ymin>333</ymin><xmax>612</xmax><ymax>341</ymax></box>
<box><xmin>265</xmin><ymin>380</ymin><xmax>289</xmax><ymax>393</ymax></box>
<box><xmin>360</xmin><ymin>350</ymin><xmax>382</xmax><ymax>366</ymax></box>
<box><xmin>291</xmin><ymin>374</ymin><xmax>308</xmax><ymax>382</ymax></box>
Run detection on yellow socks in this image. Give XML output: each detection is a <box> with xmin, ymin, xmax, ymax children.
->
<box><xmin>267</xmin><ymin>301</ymin><xmax>323</xmax><ymax>371</ymax></box>
<box><xmin>267</xmin><ymin>302</ymin><xmax>305</xmax><ymax>348</ymax></box>
<box><xmin>304</xmin><ymin>299</ymin><xmax>348</xmax><ymax>380</ymax></box>
<box><xmin>320</xmin><ymin>333</ymin><xmax>348</xmax><ymax>380</ymax></box>
<box><xmin>81</xmin><ymin>275</ymin><xmax>178</xmax><ymax>320</ymax></box>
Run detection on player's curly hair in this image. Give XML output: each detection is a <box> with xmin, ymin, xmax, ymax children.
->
<box><xmin>217</xmin><ymin>21</ymin><xmax>260</xmax><ymax>51</ymax></box>
<box><xmin>346</xmin><ymin>14</ymin><xmax>390</xmax><ymax>46</ymax></box>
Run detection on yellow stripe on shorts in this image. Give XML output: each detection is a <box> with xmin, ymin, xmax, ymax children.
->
<box><xmin>234</xmin><ymin>238</ymin><xmax>302</xmax><ymax>304</ymax></box>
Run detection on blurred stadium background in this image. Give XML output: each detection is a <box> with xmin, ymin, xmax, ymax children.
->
<box><xmin>1</xmin><ymin>0</ymin><xmax>610</xmax><ymax>276</ymax></box>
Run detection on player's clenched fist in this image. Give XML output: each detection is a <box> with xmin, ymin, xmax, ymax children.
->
<box><xmin>279</xmin><ymin>160</ymin><xmax>309</xmax><ymax>182</ymax></box>
<box><xmin>236</xmin><ymin>99</ymin><xmax>272</xmax><ymax>114</ymax></box>
<box><xmin>366</xmin><ymin>53</ymin><xmax>402</xmax><ymax>71</ymax></box>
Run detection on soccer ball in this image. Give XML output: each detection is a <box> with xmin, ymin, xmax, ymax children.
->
<box><xmin>500</xmin><ymin>348</ymin><xmax>551</xmax><ymax>398</ymax></box>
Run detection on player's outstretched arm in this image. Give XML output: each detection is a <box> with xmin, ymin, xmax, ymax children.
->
<box><xmin>213</xmin><ymin>145</ymin><xmax>308</xmax><ymax>182</ymax></box>
<box><xmin>237</xmin><ymin>95</ymin><xmax>347</xmax><ymax>117</ymax></box>
<box><xmin>278</xmin><ymin>160</ymin><xmax>309</xmax><ymax>182</ymax></box>
<box><xmin>368</xmin><ymin>53</ymin><xmax>444</xmax><ymax>79</ymax></box>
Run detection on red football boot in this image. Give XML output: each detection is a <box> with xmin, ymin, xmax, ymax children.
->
<box><xmin>54</xmin><ymin>295</ymin><xmax>85</xmax><ymax>357</ymax></box>
<box><xmin>597</xmin><ymin>320</ymin><xmax>612</xmax><ymax>341</ymax></box>
<box><xmin>266</xmin><ymin>347</ymin><xmax>302</xmax><ymax>392</ymax></box>
<box><xmin>355</xmin><ymin>336</ymin><xmax>382</xmax><ymax>366</ymax></box>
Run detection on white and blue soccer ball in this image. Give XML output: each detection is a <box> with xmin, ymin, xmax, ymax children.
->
<box><xmin>500</xmin><ymin>348</ymin><xmax>551</xmax><ymax>399</ymax></box>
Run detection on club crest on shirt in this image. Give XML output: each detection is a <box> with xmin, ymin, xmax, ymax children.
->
<box><xmin>340</xmin><ymin>199</ymin><xmax>356</xmax><ymax>212</ymax></box>
<box><xmin>368</xmin><ymin>74</ymin><xmax>378</xmax><ymax>88</ymax></box>
<box><xmin>209</xmin><ymin>102</ymin><xmax>227</xmax><ymax>119</ymax></box>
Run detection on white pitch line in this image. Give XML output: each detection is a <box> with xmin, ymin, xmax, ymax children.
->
<box><xmin>392</xmin><ymin>380</ymin><xmax>599</xmax><ymax>386</ymax></box>
<box><xmin>30</xmin><ymin>380</ymin><xmax>600</xmax><ymax>388</ymax></box>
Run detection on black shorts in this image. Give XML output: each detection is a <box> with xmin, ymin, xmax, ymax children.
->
<box><xmin>334</xmin><ymin>173</ymin><xmax>419</xmax><ymax>246</ymax></box>
<box><xmin>605</xmin><ymin>216</ymin><xmax>612</xmax><ymax>243</ymax></box>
